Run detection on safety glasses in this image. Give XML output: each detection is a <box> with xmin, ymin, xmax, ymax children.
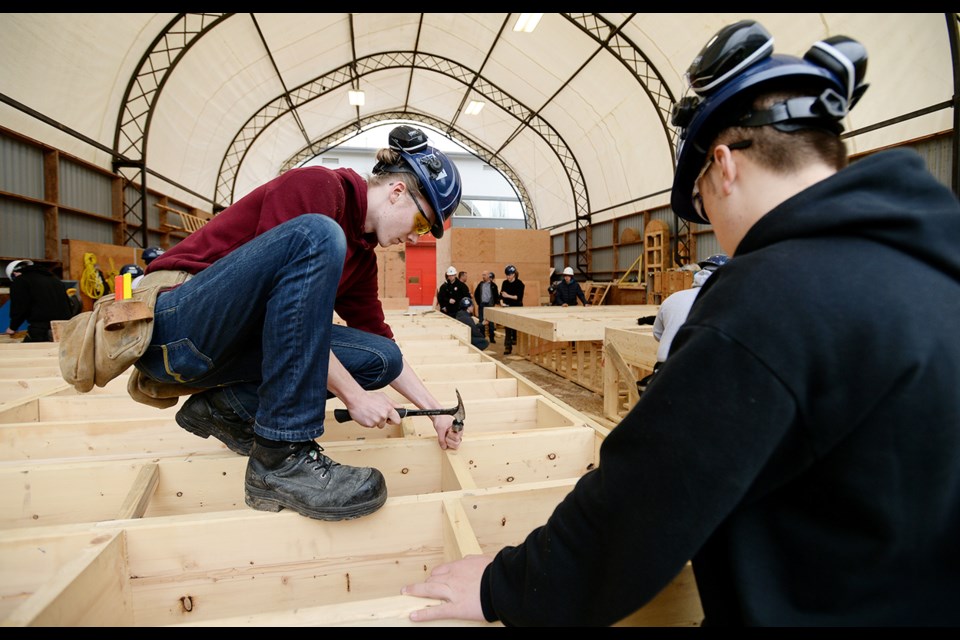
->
<box><xmin>691</xmin><ymin>139</ymin><xmax>753</xmax><ymax>222</ymax></box>
<box><xmin>410</xmin><ymin>191</ymin><xmax>433</xmax><ymax>236</ymax></box>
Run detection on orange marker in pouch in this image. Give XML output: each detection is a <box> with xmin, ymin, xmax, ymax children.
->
<box><xmin>115</xmin><ymin>275</ymin><xmax>124</xmax><ymax>301</ymax></box>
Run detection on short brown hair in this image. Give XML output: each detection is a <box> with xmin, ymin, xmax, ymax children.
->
<box><xmin>713</xmin><ymin>90</ymin><xmax>849</xmax><ymax>174</ymax></box>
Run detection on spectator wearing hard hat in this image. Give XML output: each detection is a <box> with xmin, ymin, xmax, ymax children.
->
<box><xmin>551</xmin><ymin>266</ymin><xmax>588</xmax><ymax>307</ymax></box>
<box><xmin>437</xmin><ymin>265</ymin><xmax>469</xmax><ymax>318</ymax></box>
<box><xmin>4</xmin><ymin>259</ymin><xmax>75</xmax><ymax>342</ymax></box>
<box><xmin>499</xmin><ymin>265</ymin><xmax>524</xmax><ymax>355</ymax></box>
<box><xmin>651</xmin><ymin>254</ymin><xmax>729</xmax><ymax>365</ymax></box>
<box><xmin>455</xmin><ymin>297</ymin><xmax>489</xmax><ymax>351</ymax></box>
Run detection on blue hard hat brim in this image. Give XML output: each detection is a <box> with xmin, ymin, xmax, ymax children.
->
<box><xmin>397</xmin><ymin>147</ymin><xmax>462</xmax><ymax>239</ymax></box>
<box><xmin>671</xmin><ymin>54</ymin><xmax>846</xmax><ymax>224</ymax></box>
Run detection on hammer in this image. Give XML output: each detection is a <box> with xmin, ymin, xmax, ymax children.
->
<box><xmin>333</xmin><ymin>389</ymin><xmax>465</xmax><ymax>433</ymax></box>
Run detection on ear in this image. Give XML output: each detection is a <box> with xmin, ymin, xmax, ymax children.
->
<box><xmin>714</xmin><ymin>145</ymin><xmax>740</xmax><ymax>196</ymax></box>
<box><xmin>387</xmin><ymin>179</ymin><xmax>406</xmax><ymax>205</ymax></box>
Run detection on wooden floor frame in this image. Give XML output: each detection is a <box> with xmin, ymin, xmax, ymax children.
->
<box><xmin>0</xmin><ymin>311</ymin><xmax>701</xmax><ymax>627</ymax></box>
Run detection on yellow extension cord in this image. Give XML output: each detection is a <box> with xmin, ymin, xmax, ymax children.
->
<box><xmin>80</xmin><ymin>252</ymin><xmax>105</xmax><ymax>299</ymax></box>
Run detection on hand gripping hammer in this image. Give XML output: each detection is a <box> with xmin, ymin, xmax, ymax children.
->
<box><xmin>333</xmin><ymin>389</ymin><xmax>465</xmax><ymax>433</ymax></box>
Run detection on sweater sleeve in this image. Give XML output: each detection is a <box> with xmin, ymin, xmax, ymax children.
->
<box><xmin>479</xmin><ymin>328</ymin><xmax>796</xmax><ymax>625</ymax></box>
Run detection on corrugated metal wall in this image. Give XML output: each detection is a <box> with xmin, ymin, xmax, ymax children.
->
<box><xmin>0</xmin><ymin>136</ymin><xmax>44</xmax><ymax>259</ymax></box>
<box><xmin>551</xmin><ymin>134</ymin><xmax>956</xmax><ymax>276</ymax></box>
<box><xmin>59</xmin><ymin>157</ymin><xmax>112</xmax><ymax>213</ymax></box>
<box><xmin>2</xmin><ymin>128</ymin><xmax>956</xmax><ymax>272</ymax></box>
<box><xmin>1</xmin><ymin>128</ymin><xmax>194</xmax><ymax>264</ymax></box>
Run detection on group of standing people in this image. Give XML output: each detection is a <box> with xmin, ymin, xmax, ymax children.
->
<box><xmin>439</xmin><ymin>265</ymin><xmax>527</xmax><ymax>355</ymax></box>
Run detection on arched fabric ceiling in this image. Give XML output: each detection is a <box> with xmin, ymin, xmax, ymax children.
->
<box><xmin>1</xmin><ymin>13</ymin><xmax>957</xmax><ymax>268</ymax></box>
<box><xmin>112</xmin><ymin>13</ymin><xmax>678</xmax><ymax>274</ymax></box>
<box><xmin>279</xmin><ymin>110</ymin><xmax>536</xmax><ymax>230</ymax></box>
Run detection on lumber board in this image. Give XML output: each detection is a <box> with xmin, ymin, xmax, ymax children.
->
<box><xmin>484</xmin><ymin>305</ymin><xmax>659</xmax><ymax>341</ymax></box>
<box><xmin>116</xmin><ymin>463</ymin><xmax>161</xmax><ymax>520</ymax></box>
<box><xmin>603</xmin><ymin>327</ymin><xmax>659</xmax><ymax>421</ymax></box>
<box><xmin>2</xmin><ymin>530</ymin><xmax>133</xmax><ymax>626</ymax></box>
<box><xmin>0</xmin><ymin>378</ymin><xmax>71</xmax><ymax>403</ymax></box>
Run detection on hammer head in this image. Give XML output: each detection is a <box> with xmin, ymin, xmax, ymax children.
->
<box><xmin>451</xmin><ymin>389</ymin><xmax>465</xmax><ymax>433</ymax></box>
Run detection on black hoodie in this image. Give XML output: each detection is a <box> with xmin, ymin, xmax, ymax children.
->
<box><xmin>480</xmin><ymin>148</ymin><xmax>960</xmax><ymax>626</ymax></box>
<box><xmin>8</xmin><ymin>264</ymin><xmax>74</xmax><ymax>331</ymax></box>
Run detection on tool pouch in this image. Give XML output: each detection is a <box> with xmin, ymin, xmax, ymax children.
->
<box><xmin>58</xmin><ymin>270</ymin><xmax>193</xmax><ymax>393</ymax></box>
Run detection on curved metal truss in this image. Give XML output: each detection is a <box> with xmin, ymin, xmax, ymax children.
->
<box><xmin>562</xmin><ymin>13</ymin><xmax>690</xmax><ymax>266</ymax></box>
<box><xmin>214</xmin><ymin>51</ymin><xmax>585</xmax><ymax>235</ymax></box>
<box><xmin>112</xmin><ymin>13</ymin><xmax>231</xmax><ymax>248</ymax></box>
<box><xmin>281</xmin><ymin>110</ymin><xmax>537</xmax><ymax>229</ymax></box>
<box><xmin>112</xmin><ymin>13</ymin><xmax>682</xmax><ymax>268</ymax></box>
<box><xmin>563</xmin><ymin>13</ymin><xmax>678</xmax><ymax>161</ymax></box>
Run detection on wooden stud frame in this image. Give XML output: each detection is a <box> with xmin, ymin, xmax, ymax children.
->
<box><xmin>0</xmin><ymin>312</ymin><xmax>701</xmax><ymax>627</ymax></box>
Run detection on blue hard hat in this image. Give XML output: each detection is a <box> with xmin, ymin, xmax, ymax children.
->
<box><xmin>504</xmin><ymin>264</ymin><xmax>517</xmax><ymax>276</ymax></box>
<box><xmin>118</xmin><ymin>264</ymin><xmax>144</xmax><ymax>277</ymax></box>
<box><xmin>373</xmin><ymin>125</ymin><xmax>462</xmax><ymax>239</ymax></box>
<box><xmin>670</xmin><ymin>20</ymin><xmax>868</xmax><ymax>224</ymax></box>
<box><xmin>142</xmin><ymin>246</ymin><xmax>165</xmax><ymax>265</ymax></box>
<box><xmin>459</xmin><ymin>296</ymin><xmax>473</xmax><ymax>309</ymax></box>
<box><xmin>699</xmin><ymin>254</ymin><xmax>729</xmax><ymax>270</ymax></box>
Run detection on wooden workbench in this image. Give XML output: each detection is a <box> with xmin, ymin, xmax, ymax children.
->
<box><xmin>483</xmin><ymin>305</ymin><xmax>659</xmax><ymax>393</ymax></box>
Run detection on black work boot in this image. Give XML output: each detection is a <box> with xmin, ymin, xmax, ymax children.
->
<box><xmin>175</xmin><ymin>389</ymin><xmax>255</xmax><ymax>456</ymax></box>
<box><xmin>244</xmin><ymin>440</ymin><xmax>387</xmax><ymax>521</ymax></box>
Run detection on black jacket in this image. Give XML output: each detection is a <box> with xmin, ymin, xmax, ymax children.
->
<box><xmin>455</xmin><ymin>308</ymin><xmax>485</xmax><ymax>342</ymax></box>
<box><xmin>552</xmin><ymin>277</ymin><xmax>586</xmax><ymax>306</ymax></box>
<box><xmin>437</xmin><ymin>278</ymin><xmax>470</xmax><ymax>317</ymax></box>
<box><xmin>8</xmin><ymin>264</ymin><xmax>74</xmax><ymax>330</ymax></box>
<box><xmin>499</xmin><ymin>277</ymin><xmax>524</xmax><ymax>307</ymax></box>
<box><xmin>480</xmin><ymin>149</ymin><xmax>960</xmax><ymax>626</ymax></box>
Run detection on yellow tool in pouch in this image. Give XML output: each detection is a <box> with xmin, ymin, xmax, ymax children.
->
<box><xmin>58</xmin><ymin>270</ymin><xmax>193</xmax><ymax>393</ymax></box>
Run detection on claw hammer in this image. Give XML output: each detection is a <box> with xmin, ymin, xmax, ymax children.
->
<box><xmin>333</xmin><ymin>389</ymin><xmax>465</xmax><ymax>432</ymax></box>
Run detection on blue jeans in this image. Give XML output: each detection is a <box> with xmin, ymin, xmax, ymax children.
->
<box><xmin>135</xmin><ymin>215</ymin><xmax>403</xmax><ymax>441</ymax></box>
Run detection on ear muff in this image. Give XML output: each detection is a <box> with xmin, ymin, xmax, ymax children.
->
<box><xmin>803</xmin><ymin>36</ymin><xmax>869</xmax><ymax>109</ymax></box>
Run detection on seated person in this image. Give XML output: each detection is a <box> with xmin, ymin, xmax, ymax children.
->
<box><xmin>455</xmin><ymin>297</ymin><xmax>489</xmax><ymax>351</ymax></box>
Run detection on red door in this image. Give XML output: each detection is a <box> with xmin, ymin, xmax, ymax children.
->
<box><xmin>405</xmin><ymin>239</ymin><xmax>437</xmax><ymax>306</ymax></box>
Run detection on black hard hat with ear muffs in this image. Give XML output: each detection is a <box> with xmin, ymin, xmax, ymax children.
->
<box><xmin>670</xmin><ymin>20</ymin><xmax>869</xmax><ymax>225</ymax></box>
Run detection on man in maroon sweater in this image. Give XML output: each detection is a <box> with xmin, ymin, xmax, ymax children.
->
<box><xmin>137</xmin><ymin>125</ymin><xmax>463</xmax><ymax>521</ymax></box>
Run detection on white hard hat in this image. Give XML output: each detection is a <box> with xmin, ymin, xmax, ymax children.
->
<box><xmin>446</xmin><ymin>266</ymin><xmax>457</xmax><ymax>276</ymax></box>
<box><xmin>5</xmin><ymin>259</ymin><xmax>33</xmax><ymax>281</ymax></box>
<box><xmin>562</xmin><ymin>267</ymin><xmax>574</xmax><ymax>276</ymax></box>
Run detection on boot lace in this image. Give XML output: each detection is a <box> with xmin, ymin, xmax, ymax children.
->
<box><xmin>298</xmin><ymin>442</ymin><xmax>338</xmax><ymax>478</ymax></box>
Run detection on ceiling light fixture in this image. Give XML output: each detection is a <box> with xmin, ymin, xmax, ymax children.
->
<box><xmin>348</xmin><ymin>90</ymin><xmax>365</xmax><ymax>106</ymax></box>
<box><xmin>465</xmin><ymin>100</ymin><xmax>485</xmax><ymax>116</ymax></box>
<box><xmin>513</xmin><ymin>13</ymin><xmax>543</xmax><ymax>33</ymax></box>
